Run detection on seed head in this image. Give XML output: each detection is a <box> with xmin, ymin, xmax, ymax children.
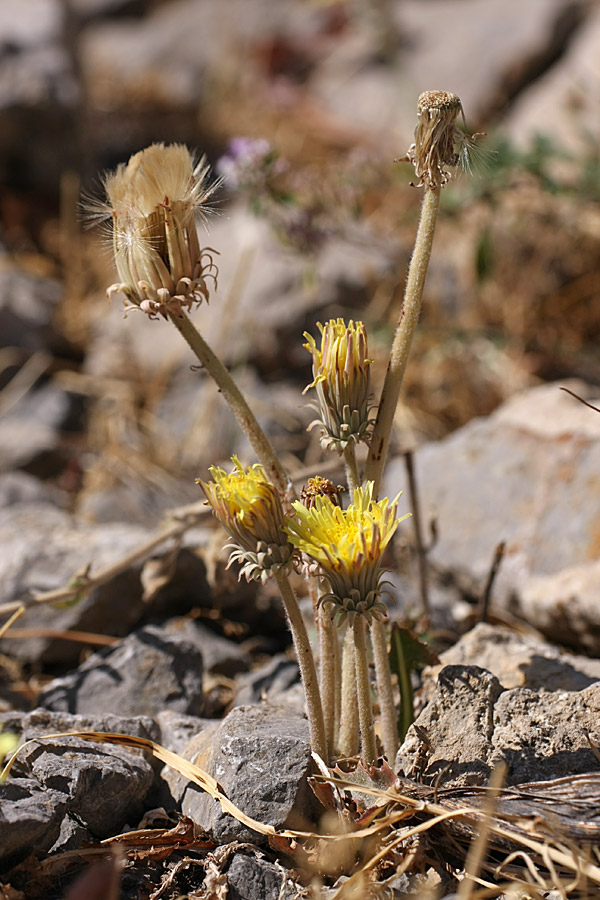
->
<box><xmin>197</xmin><ymin>457</ymin><xmax>294</xmax><ymax>585</ymax></box>
<box><xmin>100</xmin><ymin>143</ymin><xmax>220</xmax><ymax>319</ymax></box>
<box><xmin>285</xmin><ymin>482</ymin><xmax>409</xmax><ymax>626</ymax></box>
<box><xmin>300</xmin><ymin>476</ymin><xmax>344</xmax><ymax>509</ymax></box>
<box><xmin>303</xmin><ymin>318</ymin><xmax>374</xmax><ymax>453</ymax></box>
<box><xmin>400</xmin><ymin>90</ymin><xmax>482</xmax><ymax>189</ymax></box>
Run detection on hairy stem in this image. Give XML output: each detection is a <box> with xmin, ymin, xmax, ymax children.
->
<box><xmin>353</xmin><ymin>616</ymin><xmax>377</xmax><ymax>765</ymax></box>
<box><xmin>168</xmin><ymin>310</ymin><xmax>291</xmax><ymax>500</ymax></box>
<box><xmin>342</xmin><ymin>443</ymin><xmax>360</xmax><ymax>493</ymax></box>
<box><xmin>274</xmin><ymin>571</ymin><xmax>327</xmax><ymax>762</ymax></box>
<box><xmin>370</xmin><ymin>619</ymin><xmax>398</xmax><ymax>762</ymax></box>
<box><xmin>318</xmin><ymin>607</ymin><xmax>339</xmax><ymax>759</ymax></box>
<box><xmin>337</xmin><ymin>624</ymin><xmax>359</xmax><ymax>757</ymax></box>
<box><xmin>365</xmin><ymin>186</ymin><xmax>441</xmax><ymax>496</ymax></box>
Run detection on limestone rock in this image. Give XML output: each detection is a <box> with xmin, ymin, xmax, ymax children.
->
<box><xmin>385</xmin><ymin>381</ymin><xmax>600</xmax><ymax>652</ymax></box>
<box><xmin>179</xmin><ymin>704</ymin><xmax>313</xmax><ymax>844</ymax></box>
<box><xmin>39</xmin><ymin>624</ymin><xmax>205</xmax><ymax>717</ymax></box>
<box><xmin>396</xmin><ymin>664</ymin><xmax>600</xmax><ymax>787</ymax></box>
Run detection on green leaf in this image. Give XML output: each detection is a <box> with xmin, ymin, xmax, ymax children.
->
<box><xmin>389</xmin><ymin>624</ymin><xmax>436</xmax><ymax>744</ymax></box>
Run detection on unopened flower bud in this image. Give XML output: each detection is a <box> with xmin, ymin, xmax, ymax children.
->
<box><xmin>303</xmin><ymin>318</ymin><xmax>374</xmax><ymax>453</ymax></box>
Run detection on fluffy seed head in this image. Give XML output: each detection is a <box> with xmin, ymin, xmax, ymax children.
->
<box><xmin>100</xmin><ymin>143</ymin><xmax>220</xmax><ymax>319</ymax></box>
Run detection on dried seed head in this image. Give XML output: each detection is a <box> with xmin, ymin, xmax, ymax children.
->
<box><xmin>300</xmin><ymin>476</ymin><xmax>344</xmax><ymax>509</ymax></box>
<box><xmin>99</xmin><ymin>143</ymin><xmax>220</xmax><ymax>319</ymax></box>
<box><xmin>401</xmin><ymin>90</ymin><xmax>482</xmax><ymax>189</ymax></box>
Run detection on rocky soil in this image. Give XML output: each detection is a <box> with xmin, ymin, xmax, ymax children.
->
<box><xmin>1</xmin><ymin>1</ymin><xmax>600</xmax><ymax>898</ymax></box>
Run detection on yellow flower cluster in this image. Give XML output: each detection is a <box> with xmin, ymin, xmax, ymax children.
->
<box><xmin>198</xmin><ymin>457</ymin><xmax>293</xmax><ymax>584</ymax></box>
<box><xmin>303</xmin><ymin>318</ymin><xmax>373</xmax><ymax>452</ymax></box>
<box><xmin>286</xmin><ymin>483</ymin><xmax>408</xmax><ymax>624</ymax></box>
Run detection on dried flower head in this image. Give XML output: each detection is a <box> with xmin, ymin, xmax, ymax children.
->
<box><xmin>98</xmin><ymin>143</ymin><xmax>220</xmax><ymax>319</ymax></box>
<box><xmin>300</xmin><ymin>476</ymin><xmax>344</xmax><ymax>509</ymax></box>
<box><xmin>400</xmin><ymin>90</ymin><xmax>483</xmax><ymax>189</ymax></box>
<box><xmin>286</xmin><ymin>482</ymin><xmax>409</xmax><ymax>625</ymax></box>
<box><xmin>197</xmin><ymin>457</ymin><xmax>294</xmax><ymax>585</ymax></box>
<box><xmin>303</xmin><ymin>318</ymin><xmax>374</xmax><ymax>453</ymax></box>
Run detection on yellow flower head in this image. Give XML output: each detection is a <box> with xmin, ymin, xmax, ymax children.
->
<box><xmin>197</xmin><ymin>457</ymin><xmax>293</xmax><ymax>584</ymax></box>
<box><xmin>303</xmin><ymin>318</ymin><xmax>373</xmax><ymax>453</ymax></box>
<box><xmin>400</xmin><ymin>90</ymin><xmax>483</xmax><ymax>189</ymax></box>
<box><xmin>97</xmin><ymin>143</ymin><xmax>220</xmax><ymax>319</ymax></box>
<box><xmin>286</xmin><ymin>482</ymin><xmax>409</xmax><ymax>624</ymax></box>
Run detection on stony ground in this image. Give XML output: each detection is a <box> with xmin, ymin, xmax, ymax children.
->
<box><xmin>1</xmin><ymin>1</ymin><xmax>600</xmax><ymax>897</ymax></box>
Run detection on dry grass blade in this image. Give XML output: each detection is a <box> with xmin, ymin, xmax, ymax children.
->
<box><xmin>2</xmin><ymin>627</ymin><xmax>117</xmax><ymax>646</ymax></box>
<box><xmin>0</xmin><ymin>731</ymin><xmax>318</xmax><ymax>841</ymax></box>
<box><xmin>318</xmin><ymin>771</ymin><xmax>600</xmax><ymax>893</ymax></box>
<box><xmin>457</xmin><ymin>763</ymin><xmax>506</xmax><ymax>900</ymax></box>
<box><xmin>0</xmin><ymin>607</ymin><xmax>25</xmax><ymax>640</ymax></box>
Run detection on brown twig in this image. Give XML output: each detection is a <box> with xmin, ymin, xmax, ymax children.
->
<box><xmin>404</xmin><ymin>449</ymin><xmax>429</xmax><ymax>619</ymax></box>
<box><xmin>478</xmin><ymin>541</ymin><xmax>506</xmax><ymax>624</ymax></box>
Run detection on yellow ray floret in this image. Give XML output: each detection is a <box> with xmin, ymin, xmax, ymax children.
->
<box><xmin>198</xmin><ymin>457</ymin><xmax>293</xmax><ymax>584</ymax></box>
<box><xmin>286</xmin><ymin>482</ymin><xmax>409</xmax><ymax>624</ymax></box>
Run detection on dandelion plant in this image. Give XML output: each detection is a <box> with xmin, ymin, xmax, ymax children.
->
<box><xmin>94</xmin><ymin>90</ymin><xmax>471</xmax><ymax>771</ymax></box>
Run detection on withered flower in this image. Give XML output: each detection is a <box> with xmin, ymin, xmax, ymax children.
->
<box><xmin>401</xmin><ymin>90</ymin><xmax>483</xmax><ymax>189</ymax></box>
<box><xmin>100</xmin><ymin>143</ymin><xmax>220</xmax><ymax>318</ymax></box>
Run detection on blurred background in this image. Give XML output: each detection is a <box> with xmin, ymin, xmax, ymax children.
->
<box><xmin>1</xmin><ymin>0</ymin><xmax>600</xmax><ymax>524</ymax></box>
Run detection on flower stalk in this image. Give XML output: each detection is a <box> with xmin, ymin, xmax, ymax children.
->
<box><xmin>169</xmin><ymin>310</ymin><xmax>290</xmax><ymax>500</ymax></box>
<box><xmin>366</xmin><ymin>90</ymin><xmax>473</xmax><ymax>497</ymax></box>
<box><xmin>199</xmin><ymin>459</ymin><xmax>327</xmax><ymax>760</ymax></box>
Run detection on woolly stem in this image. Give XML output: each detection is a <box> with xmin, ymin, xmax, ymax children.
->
<box><xmin>353</xmin><ymin>616</ymin><xmax>377</xmax><ymax>765</ymax></box>
<box><xmin>365</xmin><ymin>186</ymin><xmax>441</xmax><ymax>496</ymax></box>
<box><xmin>318</xmin><ymin>607</ymin><xmax>339</xmax><ymax>760</ymax></box>
<box><xmin>370</xmin><ymin>619</ymin><xmax>398</xmax><ymax>762</ymax></box>
<box><xmin>168</xmin><ymin>310</ymin><xmax>291</xmax><ymax>501</ymax></box>
<box><xmin>337</xmin><ymin>624</ymin><xmax>359</xmax><ymax>757</ymax></box>
<box><xmin>342</xmin><ymin>443</ymin><xmax>361</xmax><ymax>493</ymax></box>
<box><xmin>274</xmin><ymin>570</ymin><xmax>328</xmax><ymax>762</ymax></box>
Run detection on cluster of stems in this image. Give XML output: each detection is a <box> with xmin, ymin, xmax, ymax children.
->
<box><xmin>100</xmin><ymin>90</ymin><xmax>462</xmax><ymax>766</ymax></box>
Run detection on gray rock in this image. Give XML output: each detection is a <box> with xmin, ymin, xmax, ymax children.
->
<box><xmin>0</xmin><ymin>267</ymin><xmax>63</xmax><ymax>352</ymax></box>
<box><xmin>38</xmin><ymin>624</ymin><xmax>205</xmax><ymax>717</ymax></box>
<box><xmin>0</xmin><ymin>471</ymin><xmax>66</xmax><ymax>508</ymax></box>
<box><xmin>12</xmin><ymin>735</ymin><xmax>153</xmax><ymax>835</ymax></box>
<box><xmin>180</xmin><ymin>704</ymin><xmax>313</xmax><ymax>844</ymax></box>
<box><xmin>385</xmin><ymin>381</ymin><xmax>600</xmax><ymax>652</ymax></box>
<box><xmin>431</xmin><ymin>623</ymin><xmax>600</xmax><ymax>693</ymax></box>
<box><xmin>0</xmin><ymin>778</ymin><xmax>68</xmax><ymax>868</ymax></box>
<box><xmin>0</xmin><ymin>381</ymin><xmax>75</xmax><ymax>475</ymax></box>
<box><xmin>396</xmin><ymin>665</ymin><xmax>600</xmax><ymax>787</ymax></box>
<box><xmin>0</xmin><ymin>708</ymin><xmax>160</xmax><ymax>744</ymax></box>
<box><xmin>164</xmin><ymin>619</ymin><xmax>251</xmax><ymax>677</ymax></box>
<box><xmin>0</xmin><ymin>1</ymin><xmax>77</xmax><ymax>109</ymax></box>
<box><xmin>312</xmin><ymin>0</ymin><xmax>580</xmax><ymax>141</ymax></box>
<box><xmin>0</xmin><ymin>710</ymin><xmax>158</xmax><ymax>867</ymax></box>
<box><xmin>505</xmin><ymin>4</ymin><xmax>600</xmax><ymax>156</ymax></box>
<box><xmin>233</xmin><ymin>655</ymin><xmax>305</xmax><ymax>715</ymax></box>
<box><xmin>227</xmin><ymin>852</ymin><xmax>301</xmax><ymax>900</ymax></box>
<box><xmin>0</xmin><ymin>503</ymin><xmax>150</xmax><ymax>664</ymax></box>
<box><xmin>69</xmin><ymin>0</ymin><xmax>149</xmax><ymax>21</ymax></box>
<box><xmin>155</xmin><ymin>710</ymin><xmax>214</xmax><ymax>756</ymax></box>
